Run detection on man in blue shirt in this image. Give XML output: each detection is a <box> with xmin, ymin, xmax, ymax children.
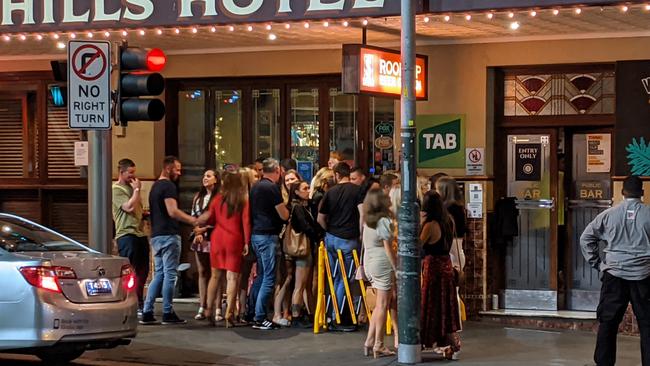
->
<box><xmin>581</xmin><ymin>176</ymin><xmax>650</xmax><ymax>366</ymax></box>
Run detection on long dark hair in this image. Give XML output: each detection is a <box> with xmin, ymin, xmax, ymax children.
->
<box><xmin>192</xmin><ymin>169</ymin><xmax>220</xmax><ymax>214</ymax></box>
<box><xmin>288</xmin><ymin>181</ymin><xmax>307</xmax><ymax>205</ymax></box>
<box><xmin>421</xmin><ymin>191</ymin><xmax>453</xmax><ymax>249</ymax></box>
<box><xmin>221</xmin><ymin>171</ymin><xmax>247</xmax><ymax>218</ymax></box>
<box><xmin>363</xmin><ymin>188</ymin><xmax>393</xmax><ymax>229</ymax></box>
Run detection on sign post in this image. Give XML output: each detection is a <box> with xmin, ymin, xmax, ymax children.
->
<box><xmin>397</xmin><ymin>1</ymin><xmax>421</xmax><ymax>364</ymax></box>
<box><xmin>68</xmin><ymin>40</ymin><xmax>112</xmax><ymax>253</ymax></box>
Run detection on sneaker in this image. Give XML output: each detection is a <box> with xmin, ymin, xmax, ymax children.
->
<box><xmin>252</xmin><ymin>319</ymin><xmax>280</xmax><ymax>330</ymax></box>
<box><xmin>276</xmin><ymin>318</ymin><xmax>290</xmax><ymax>327</ymax></box>
<box><xmin>139</xmin><ymin>312</ymin><xmax>158</xmax><ymax>325</ymax></box>
<box><xmin>328</xmin><ymin>323</ymin><xmax>357</xmax><ymax>332</ymax></box>
<box><xmin>137</xmin><ymin>309</ymin><xmax>143</xmax><ymax>319</ymax></box>
<box><xmin>162</xmin><ymin>311</ymin><xmax>187</xmax><ymax>325</ymax></box>
<box><xmin>194</xmin><ymin>307</ymin><xmax>206</xmax><ymax>320</ymax></box>
<box><xmin>291</xmin><ymin>317</ymin><xmax>313</xmax><ymax>329</ymax></box>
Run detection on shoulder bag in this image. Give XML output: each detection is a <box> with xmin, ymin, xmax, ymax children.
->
<box><xmin>281</xmin><ymin>205</ymin><xmax>310</xmax><ymax>258</ymax></box>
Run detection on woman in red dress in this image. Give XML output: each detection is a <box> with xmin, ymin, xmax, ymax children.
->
<box><xmin>198</xmin><ymin>171</ymin><xmax>250</xmax><ymax>327</ymax></box>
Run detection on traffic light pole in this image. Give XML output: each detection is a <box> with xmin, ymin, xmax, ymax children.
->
<box><xmin>88</xmin><ymin>129</ymin><xmax>112</xmax><ymax>254</ymax></box>
<box><xmin>397</xmin><ymin>1</ymin><xmax>421</xmax><ymax>364</ymax></box>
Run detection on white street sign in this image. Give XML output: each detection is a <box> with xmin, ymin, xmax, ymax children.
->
<box><xmin>466</xmin><ymin>147</ymin><xmax>485</xmax><ymax>176</ymax></box>
<box><xmin>68</xmin><ymin>41</ymin><xmax>111</xmax><ymax>130</ymax></box>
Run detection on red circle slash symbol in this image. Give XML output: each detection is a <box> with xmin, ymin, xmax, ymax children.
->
<box><xmin>469</xmin><ymin>149</ymin><xmax>482</xmax><ymax>163</ymax></box>
<box><xmin>72</xmin><ymin>45</ymin><xmax>107</xmax><ymax>82</ymax></box>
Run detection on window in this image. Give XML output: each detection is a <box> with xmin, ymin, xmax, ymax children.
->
<box><xmin>253</xmin><ymin>89</ymin><xmax>281</xmax><ymax>160</ymax></box>
<box><xmin>290</xmin><ymin>88</ymin><xmax>319</xmax><ymax>172</ymax></box>
<box><xmin>329</xmin><ymin>88</ymin><xmax>357</xmax><ymax>164</ymax></box>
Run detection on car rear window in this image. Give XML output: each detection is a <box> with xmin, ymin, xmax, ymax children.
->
<box><xmin>0</xmin><ymin>216</ymin><xmax>87</xmax><ymax>252</ymax></box>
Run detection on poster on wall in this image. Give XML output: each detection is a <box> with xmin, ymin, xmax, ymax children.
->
<box><xmin>515</xmin><ymin>143</ymin><xmax>542</xmax><ymax>181</ymax></box>
<box><xmin>416</xmin><ymin>115</ymin><xmax>465</xmax><ymax>169</ymax></box>
<box><xmin>586</xmin><ymin>134</ymin><xmax>611</xmax><ymax>173</ymax></box>
<box><xmin>297</xmin><ymin>161</ymin><xmax>314</xmax><ymax>184</ymax></box>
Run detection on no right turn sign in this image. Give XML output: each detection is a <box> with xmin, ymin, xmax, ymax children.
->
<box><xmin>68</xmin><ymin>40</ymin><xmax>111</xmax><ymax>130</ymax></box>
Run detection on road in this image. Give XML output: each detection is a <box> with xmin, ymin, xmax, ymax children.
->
<box><xmin>0</xmin><ymin>303</ymin><xmax>643</xmax><ymax>366</ymax></box>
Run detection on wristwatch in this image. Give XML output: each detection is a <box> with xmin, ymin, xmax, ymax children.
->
<box><xmin>134</xmin><ymin>188</ymin><xmax>140</xmax><ymax>192</ymax></box>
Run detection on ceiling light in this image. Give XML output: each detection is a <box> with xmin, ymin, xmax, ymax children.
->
<box><xmin>575</xmin><ymin>7</ymin><xmax>582</xmax><ymax>14</ymax></box>
<box><xmin>19</xmin><ymin>34</ymin><xmax>26</xmax><ymax>41</ymax></box>
<box><xmin>36</xmin><ymin>34</ymin><xmax>43</xmax><ymax>41</ymax></box>
<box><xmin>444</xmin><ymin>15</ymin><xmax>450</xmax><ymax>22</ymax></box>
<box><xmin>510</xmin><ymin>21</ymin><xmax>520</xmax><ymax>30</ymax></box>
<box><xmin>465</xmin><ymin>14</ymin><xmax>472</xmax><ymax>20</ymax></box>
<box><xmin>174</xmin><ymin>28</ymin><xmax>180</xmax><ymax>34</ymax></box>
<box><xmin>228</xmin><ymin>26</ymin><xmax>235</xmax><ymax>32</ymax></box>
<box><xmin>646</xmin><ymin>4</ymin><xmax>650</xmax><ymax>11</ymax></box>
<box><xmin>104</xmin><ymin>31</ymin><xmax>110</xmax><ymax>37</ymax></box>
<box><xmin>362</xmin><ymin>19</ymin><xmax>369</xmax><ymax>26</ymax></box>
<box><xmin>247</xmin><ymin>25</ymin><xmax>253</xmax><ymax>31</ymax></box>
<box><xmin>2</xmin><ymin>35</ymin><xmax>9</xmax><ymax>42</ymax></box>
<box><xmin>553</xmin><ymin>9</ymin><xmax>560</xmax><ymax>15</ymax></box>
<box><xmin>156</xmin><ymin>29</ymin><xmax>163</xmax><ymax>35</ymax></box>
<box><xmin>530</xmin><ymin>10</ymin><xmax>537</xmax><ymax>17</ymax></box>
<box><xmin>86</xmin><ymin>32</ymin><xmax>93</xmax><ymax>38</ymax></box>
<box><xmin>285</xmin><ymin>23</ymin><xmax>291</xmax><ymax>29</ymax></box>
<box><xmin>424</xmin><ymin>16</ymin><xmax>430</xmax><ymax>23</ymax></box>
<box><xmin>323</xmin><ymin>21</ymin><xmax>329</xmax><ymax>27</ymax></box>
<box><xmin>210</xmin><ymin>26</ymin><xmax>217</xmax><ymax>33</ymax></box>
<box><xmin>508</xmin><ymin>12</ymin><xmax>515</xmax><ymax>18</ymax></box>
<box><xmin>265</xmin><ymin>24</ymin><xmax>272</xmax><ymax>30</ymax></box>
<box><xmin>486</xmin><ymin>13</ymin><xmax>494</xmax><ymax>19</ymax></box>
<box><xmin>139</xmin><ymin>29</ymin><xmax>146</xmax><ymax>36</ymax></box>
<box><xmin>268</xmin><ymin>33</ymin><xmax>277</xmax><ymax>41</ymax></box>
<box><xmin>304</xmin><ymin>22</ymin><xmax>310</xmax><ymax>28</ymax></box>
<box><xmin>122</xmin><ymin>30</ymin><xmax>128</xmax><ymax>36</ymax></box>
<box><xmin>56</xmin><ymin>41</ymin><xmax>65</xmax><ymax>49</ymax></box>
<box><xmin>52</xmin><ymin>33</ymin><xmax>60</xmax><ymax>40</ymax></box>
<box><xmin>191</xmin><ymin>27</ymin><xmax>198</xmax><ymax>34</ymax></box>
<box><xmin>343</xmin><ymin>20</ymin><xmax>349</xmax><ymax>27</ymax></box>
<box><xmin>621</xmin><ymin>5</ymin><xmax>629</xmax><ymax>12</ymax></box>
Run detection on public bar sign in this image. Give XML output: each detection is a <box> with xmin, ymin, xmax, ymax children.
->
<box><xmin>342</xmin><ymin>44</ymin><xmax>428</xmax><ymax>100</ymax></box>
<box><xmin>68</xmin><ymin>40</ymin><xmax>111</xmax><ymax>130</ymax></box>
<box><xmin>0</xmin><ymin>0</ymin><xmax>424</xmax><ymax>33</ymax></box>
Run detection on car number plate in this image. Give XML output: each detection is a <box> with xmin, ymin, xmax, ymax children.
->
<box><xmin>85</xmin><ymin>279</ymin><xmax>112</xmax><ymax>296</ymax></box>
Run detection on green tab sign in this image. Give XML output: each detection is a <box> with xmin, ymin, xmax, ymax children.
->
<box><xmin>417</xmin><ymin>114</ymin><xmax>465</xmax><ymax>168</ymax></box>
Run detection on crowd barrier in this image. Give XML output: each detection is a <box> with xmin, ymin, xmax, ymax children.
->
<box><xmin>313</xmin><ymin>241</ymin><xmax>392</xmax><ymax>334</ymax></box>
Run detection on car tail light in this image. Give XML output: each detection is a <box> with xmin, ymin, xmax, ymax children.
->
<box><xmin>19</xmin><ymin>266</ymin><xmax>75</xmax><ymax>293</ymax></box>
<box><xmin>121</xmin><ymin>264</ymin><xmax>136</xmax><ymax>291</ymax></box>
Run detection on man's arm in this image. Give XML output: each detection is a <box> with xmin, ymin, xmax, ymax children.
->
<box><xmin>580</xmin><ymin>213</ymin><xmax>605</xmax><ymax>271</ymax></box>
<box><xmin>121</xmin><ymin>188</ymin><xmax>140</xmax><ymax>213</ymax></box>
<box><xmin>275</xmin><ymin>203</ymin><xmax>290</xmax><ymax>221</ymax></box>
<box><xmin>317</xmin><ymin>213</ymin><xmax>327</xmax><ymax>231</ymax></box>
<box><xmin>164</xmin><ymin>198</ymin><xmax>196</xmax><ymax>225</ymax></box>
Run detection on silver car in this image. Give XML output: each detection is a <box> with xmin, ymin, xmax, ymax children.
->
<box><xmin>0</xmin><ymin>213</ymin><xmax>138</xmax><ymax>364</ymax></box>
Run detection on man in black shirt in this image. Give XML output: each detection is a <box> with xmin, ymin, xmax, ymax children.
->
<box><xmin>318</xmin><ymin>162</ymin><xmax>363</xmax><ymax>331</ymax></box>
<box><xmin>141</xmin><ymin>156</ymin><xmax>196</xmax><ymax>325</ymax></box>
<box><xmin>250</xmin><ymin>158</ymin><xmax>290</xmax><ymax>330</ymax></box>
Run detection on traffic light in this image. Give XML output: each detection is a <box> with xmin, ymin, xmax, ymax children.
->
<box><xmin>118</xmin><ymin>45</ymin><xmax>167</xmax><ymax>126</ymax></box>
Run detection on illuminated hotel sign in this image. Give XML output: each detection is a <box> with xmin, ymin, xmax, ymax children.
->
<box><xmin>342</xmin><ymin>44</ymin><xmax>428</xmax><ymax>100</ymax></box>
<box><xmin>429</xmin><ymin>0</ymin><xmax>629</xmax><ymax>12</ymax></box>
<box><xmin>0</xmin><ymin>0</ymin><xmax>425</xmax><ymax>33</ymax></box>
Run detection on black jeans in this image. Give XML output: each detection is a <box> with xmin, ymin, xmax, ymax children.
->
<box><xmin>117</xmin><ymin>234</ymin><xmax>150</xmax><ymax>309</ymax></box>
<box><xmin>595</xmin><ymin>272</ymin><xmax>650</xmax><ymax>366</ymax></box>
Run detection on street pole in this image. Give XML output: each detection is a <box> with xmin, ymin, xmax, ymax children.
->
<box><xmin>397</xmin><ymin>0</ymin><xmax>421</xmax><ymax>364</ymax></box>
<box><xmin>87</xmin><ymin>129</ymin><xmax>112</xmax><ymax>253</ymax></box>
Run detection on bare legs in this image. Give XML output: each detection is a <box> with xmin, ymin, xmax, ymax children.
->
<box><xmin>225</xmin><ymin>271</ymin><xmax>240</xmax><ymax>327</ymax></box>
<box><xmin>195</xmin><ymin>251</ymin><xmax>211</xmax><ymax>314</ymax></box>
<box><xmin>205</xmin><ymin>267</ymin><xmax>240</xmax><ymax>327</ymax></box>
<box><xmin>274</xmin><ymin>258</ymin><xmax>294</xmax><ymax>324</ymax></box>
<box><xmin>364</xmin><ymin>289</ymin><xmax>394</xmax><ymax>358</ymax></box>
<box><xmin>291</xmin><ymin>263</ymin><xmax>311</xmax><ymax>318</ymax></box>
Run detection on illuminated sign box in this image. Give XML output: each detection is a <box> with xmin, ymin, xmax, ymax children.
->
<box><xmin>342</xmin><ymin>44</ymin><xmax>428</xmax><ymax>100</ymax></box>
<box><xmin>429</xmin><ymin>0</ymin><xmax>626</xmax><ymax>12</ymax></box>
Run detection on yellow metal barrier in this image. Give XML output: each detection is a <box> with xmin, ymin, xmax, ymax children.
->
<box><xmin>352</xmin><ymin>249</ymin><xmax>371</xmax><ymax>321</ymax></box>
<box><xmin>337</xmin><ymin>249</ymin><xmax>357</xmax><ymax>325</ymax></box>
<box><xmin>313</xmin><ymin>243</ymin><xmax>327</xmax><ymax>333</ymax></box>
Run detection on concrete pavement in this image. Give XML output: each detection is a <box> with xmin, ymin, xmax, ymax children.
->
<box><xmin>0</xmin><ymin>303</ymin><xmax>644</xmax><ymax>366</ymax></box>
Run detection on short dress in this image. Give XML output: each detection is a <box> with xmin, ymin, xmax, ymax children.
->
<box><xmin>206</xmin><ymin>195</ymin><xmax>251</xmax><ymax>273</ymax></box>
<box><xmin>362</xmin><ymin>217</ymin><xmax>394</xmax><ymax>291</ymax></box>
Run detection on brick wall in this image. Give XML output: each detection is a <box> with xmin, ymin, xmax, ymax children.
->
<box><xmin>460</xmin><ymin>217</ymin><xmax>487</xmax><ymax>318</ymax></box>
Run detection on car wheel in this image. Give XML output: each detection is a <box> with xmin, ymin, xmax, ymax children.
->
<box><xmin>36</xmin><ymin>347</ymin><xmax>85</xmax><ymax>365</ymax></box>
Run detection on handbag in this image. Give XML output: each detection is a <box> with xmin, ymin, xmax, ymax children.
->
<box><xmin>281</xmin><ymin>206</ymin><xmax>310</xmax><ymax>258</ymax></box>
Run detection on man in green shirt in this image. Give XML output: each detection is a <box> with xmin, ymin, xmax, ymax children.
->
<box><xmin>112</xmin><ymin>158</ymin><xmax>149</xmax><ymax>315</ymax></box>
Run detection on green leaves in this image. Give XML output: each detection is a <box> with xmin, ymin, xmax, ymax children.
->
<box><xmin>626</xmin><ymin>137</ymin><xmax>650</xmax><ymax>176</ymax></box>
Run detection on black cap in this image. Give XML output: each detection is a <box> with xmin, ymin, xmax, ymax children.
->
<box><xmin>623</xmin><ymin>176</ymin><xmax>644</xmax><ymax>197</ymax></box>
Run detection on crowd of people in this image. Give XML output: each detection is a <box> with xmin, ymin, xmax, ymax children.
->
<box><xmin>111</xmin><ymin>154</ymin><xmax>468</xmax><ymax>360</ymax></box>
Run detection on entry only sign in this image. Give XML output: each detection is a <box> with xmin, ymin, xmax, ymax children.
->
<box><xmin>68</xmin><ymin>41</ymin><xmax>111</xmax><ymax>130</ymax></box>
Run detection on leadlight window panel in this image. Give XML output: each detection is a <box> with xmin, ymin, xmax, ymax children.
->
<box><xmin>504</xmin><ymin>72</ymin><xmax>615</xmax><ymax>116</ymax></box>
<box><xmin>47</xmin><ymin>103</ymin><xmax>82</xmax><ymax>178</ymax></box>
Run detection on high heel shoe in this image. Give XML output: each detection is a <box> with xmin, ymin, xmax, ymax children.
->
<box><xmin>372</xmin><ymin>344</ymin><xmax>396</xmax><ymax>359</ymax></box>
<box><xmin>225</xmin><ymin>314</ymin><xmax>235</xmax><ymax>329</ymax></box>
<box><xmin>442</xmin><ymin>347</ymin><xmax>455</xmax><ymax>360</ymax></box>
<box><xmin>204</xmin><ymin>308</ymin><xmax>216</xmax><ymax>327</ymax></box>
<box><xmin>363</xmin><ymin>345</ymin><xmax>373</xmax><ymax>357</ymax></box>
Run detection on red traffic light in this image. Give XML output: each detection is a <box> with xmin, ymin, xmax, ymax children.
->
<box><xmin>146</xmin><ymin>48</ymin><xmax>166</xmax><ymax>72</ymax></box>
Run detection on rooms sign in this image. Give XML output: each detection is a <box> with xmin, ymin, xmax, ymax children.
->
<box><xmin>0</xmin><ymin>0</ymin><xmax>424</xmax><ymax>32</ymax></box>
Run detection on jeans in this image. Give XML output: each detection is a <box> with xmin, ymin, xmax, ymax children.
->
<box><xmin>324</xmin><ymin>233</ymin><xmax>359</xmax><ymax>322</ymax></box>
<box><xmin>143</xmin><ymin>235</ymin><xmax>181</xmax><ymax>315</ymax></box>
<box><xmin>251</xmin><ymin>234</ymin><xmax>278</xmax><ymax>322</ymax></box>
<box><xmin>116</xmin><ymin>234</ymin><xmax>150</xmax><ymax>309</ymax></box>
<box><xmin>595</xmin><ymin>272</ymin><xmax>650</xmax><ymax>366</ymax></box>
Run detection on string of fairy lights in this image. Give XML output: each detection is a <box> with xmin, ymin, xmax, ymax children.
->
<box><xmin>0</xmin><ymin>3</ymin><xmax>647</xmax><ymax>49</ymax></box>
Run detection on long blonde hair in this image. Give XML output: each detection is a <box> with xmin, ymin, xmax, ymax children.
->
<box><xmin>309</xmin><ymin>167</ymin><xmax>334</xmax><ymax>199</ymax></box>
<box><xmin>221</xmin><ymin>171</ymin><xmax>247</xmax><ymax>218</ymax></box>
